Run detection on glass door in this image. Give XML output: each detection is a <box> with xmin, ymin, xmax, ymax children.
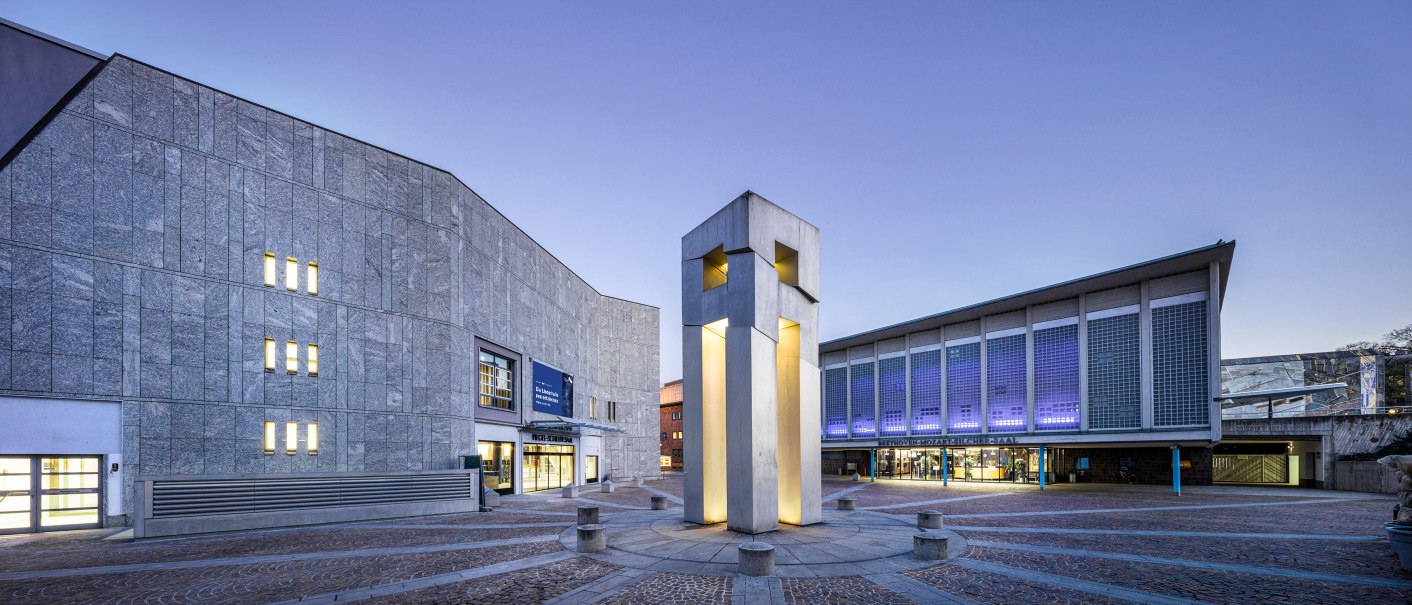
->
<box><xmin>0</xmin><ymin>458</ymin><xmax>32</xmax><ymax>534</ymax></box>
<box><xmin>39</xmin><ymin>457</ymin><xmax>100</xmax><ymax>529</ymax></box>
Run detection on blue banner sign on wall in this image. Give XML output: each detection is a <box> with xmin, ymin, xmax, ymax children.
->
<box><xmin>532</xmin><ymin>361</ymin><xmax>574</xmax><ymax>417</ymax></box>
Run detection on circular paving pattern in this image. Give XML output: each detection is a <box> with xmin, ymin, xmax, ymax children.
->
<box><xmin>557</xmin><ymin>508</ymin><xmax>966</xmax><ymax>577</ymax></box>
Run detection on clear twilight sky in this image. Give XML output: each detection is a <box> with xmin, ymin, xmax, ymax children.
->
<box><xmin>6</xmin><ymin>1</ymin><xmax>1409</xmax><ymax>382</ymax></box>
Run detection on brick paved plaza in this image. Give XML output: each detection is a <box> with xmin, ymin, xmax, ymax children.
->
<box><xmin>1</xmin><ymin>476</ymin><xmax>1409</xmax><ymax>604</ymax></box>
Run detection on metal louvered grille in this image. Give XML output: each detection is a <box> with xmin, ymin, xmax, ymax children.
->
<box><xmin>149</xmin><ymin>472</ymin><xmax>474</xmax><ymax>519</ymax></box>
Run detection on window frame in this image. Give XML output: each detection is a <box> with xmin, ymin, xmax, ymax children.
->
<box><xmin>478</xmin><ymin>349</ymin><xmax>517</xmax><ymax>412</ymax></box>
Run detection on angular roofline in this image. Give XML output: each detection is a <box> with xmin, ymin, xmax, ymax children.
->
<box><xmin>821</xmin><ymin>240</ymin><xmax>1236</xmax><ymax>350</ymax></box>
<box><xmin>101</xmin><ymin>53</ymin><xmax>658</xmax><ymax>311</ymax></box>
<box><xmin>0</xmin><ymin>21</ymin><xmax>655</xmax><ymax>311</ymax></box>
<box><xmin>0</xmin><ymin>17</ymin><xmax>107</xmax><ymax>60</ymax></box>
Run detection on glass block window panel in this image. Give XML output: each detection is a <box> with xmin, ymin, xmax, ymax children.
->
<box><xmin>910</xmin><ymin>350</ymin><xmax>942</xmax><ymax>435</ymax></box>
<box><xmin>1087</xmin><ymin>313</ymin><xmax>1141</xmax><ymax>429</ymax></box>
<box><xmin>1153</xmin><ymin>301</ymin><xmax>1210</xmax><ymax>427</ymax></box>
<box><xmin>986</xmin><ymin>334</ymin><xmax>1027</xmax><ymax>433</ymax></box>
<box><xmin>823</xmin><ymin>367</ymin><xmax>848</xmax><ymax>438</ymax></box>
<box><xmin>1034</xmin><ymin>324</ymin><xmax>1080</xmax><ymax>430</ymax></box>
<box><xmin>878</xmin><ymin>356</ymin><xmax>907</xmax><ymax>436</ymax></box>
<box><xmin>850</xmin><ymin>362</ymin><xmax>876</xmax><ymax>437</ymax></box>
<box><xmin>947</xmin><ymin>343</ymin><xmax>981</xmax><ymax>434</ymax></box>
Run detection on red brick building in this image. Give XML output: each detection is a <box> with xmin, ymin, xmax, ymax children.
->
<box><xmin>660</xmin><ymin>380</ymin><xmax>683</xmax><ymax>470</ymax></box>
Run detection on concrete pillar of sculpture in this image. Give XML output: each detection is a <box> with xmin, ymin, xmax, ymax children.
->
<box><xmin>682</xmin><ymin>192</ymin><xmax>823</xmax><ymax>534</ymax></box>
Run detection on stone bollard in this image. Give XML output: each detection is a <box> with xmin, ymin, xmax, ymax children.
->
<box><xmin>577</xmin><ymin>524</ymin><xmax>607</xmax><ymax>553</ymax></box>
<box><xmin>562</xmin><ymin>483</ymin><xmax>579</xmax><ymax>498</ymax></box>
<box><xmin>738</xmin><ymin>542</ymin><xmax>775</xmax><ymax>576</ymax></box>
<box><xmin>913</xmin><ymin>531</ymin><xmax>950</xmax><ymax>560</ymax></box>
<box><xmin>601</xmin><ymin>480</ymin><xmax>616</xmax><ymax>493</ymax></box>
<box><xmin>481</xmin><ymin>486</ymin><xmax>501</xmax><ymax>509</ymax></box>
<box><xmin>651</xmin><ymin>495</ymin><xmax>668</xmax><ymax>510</ymax></box>
<box><xmin>629</xmin><ymin>476</ymin><xmax>643</xmax><ymax>488</ymax></box>
<box><xmin>916</xmin><ymin>510</ymin><xmax>944</xmax><ymax>530</ymax></box>
<box><xmin>852</xmin><ymin>472</ymin><xmax>861</xmax><ymax>482</ymax></box>
<box><xmin>837</xmin><ymin>497</ymin><xmax>856</xmax><ymax>511</ymax></box>
<box><xmin>578</xmin><ymin>505</ymin><xmax>599</xmax><ymax>525</ymax></box>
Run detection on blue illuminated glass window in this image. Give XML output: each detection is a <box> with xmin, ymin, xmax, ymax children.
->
<box><xmin>946</xmin><ymin>342</ymin><xmax>981</xmax><ymax>434</ymax></box>
<box><xmin>851</xmin><ymin>362</ymin><xmax>876</xmax><ymax>437</ymax></box>
<box><xmin>910</xmin><ymin>350</ymin><xmax>942</xmax><ymax>435</ymax></box>
<box><xmin>1088</xmin><ymin>313</ymin><xmax>1140</xmax><ymax>430</ymax></box>
<box><xmin>878</xmin><ymin>356</ymin><xmax>906</xmax><ymax>436</ymax></box>
<box><xmin>1034</xmin><ymin>323</ymin><xmax>1080</xmax><ymax>430</ymax></box>
<box><xmin>986</xmin><ymin>334</ymin><xmax>1027</xmax><ymax>433</ymax></box>
<box><xmin>1153</xmin><ymin>301</ymin><xmax>1209</xmax><ymax>427</ymax></box>
<box><xmin>823</xmin><ymin>367</ymin><xmax>848</xmax><ymax>438</ymax></box>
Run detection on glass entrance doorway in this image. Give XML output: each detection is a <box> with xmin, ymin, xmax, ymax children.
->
<box><xmin>876</xmin><ymin>447</ymin><xmax>1049</xmax><ymax>483</ymax></box>
<box><xmin>0</xmin><ymin>456</ymin><xmax>103</xmax><ymax>534</ymax></box>
<box><xmin>523</xmin><ymin>444</ymin><xmax>575</xmax><ymax>492</ymax></box>
<box><xmin>476</xmin><ymin>441</ymin><xmax>515</xmax><ymax>494</ymax></box>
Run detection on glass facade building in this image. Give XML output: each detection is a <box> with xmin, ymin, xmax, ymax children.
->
<box><xmin>819</xmin><ymin>243</ymin><xmax>1234</xmax><ymax>486</ymax></box>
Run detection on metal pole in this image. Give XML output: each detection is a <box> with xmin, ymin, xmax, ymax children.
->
<box><xmin>942</xmin><ymin>448</ymin><xmax>948</xmax><ymax>486</ymax></box>
<box><xmin>1172</xmin><ymin>445</ymin><xmax>1181</xmax><ymax>496</ymax></box>
<box><xmin>870</xmin><ymin>449</ymin><xmax>876</xmax><ymax>482</ymax></box>
<box><xmin>1267</xmin><ymin>396</ymin><xmax>1273</xmax><ymax>420</ymax></box>
<box><xmin>1039</xmin><ymin>446</ymin><xmax>1046</xmax><ymax>490</ymax></box>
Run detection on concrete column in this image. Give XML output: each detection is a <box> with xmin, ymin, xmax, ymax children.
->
<box><xmin>1079</xmin><ymin>293</ymin><xmax>1089</xmax><ymax>433</ymax></box>
<box><xmin>684</xmin><ymin>323</ymin><xmax>727</xmax><ymax>524</ymax></box>
<box><xmin>1140</xmin><ymin>280</ymin><xmax>1154</xmax><ymax>430</ymax></box>
<box><xmin>681</xmin><ymin>192</ymin><xmax>822</xmax><ymax>532</ymax></box>
<box><xmin>725</xmin><ymin>324</ymin><xmax>780</xmax><ymax>534</ymax></box>
<box><xmin>979</xmin><ymin>316</ymin><xmax>988</xmax><ymax>435</ymax></box>
<box><xmin>1025</xmin><ymin>306</ymin><xmax>1035</xmax><ymax>434</ymax></box>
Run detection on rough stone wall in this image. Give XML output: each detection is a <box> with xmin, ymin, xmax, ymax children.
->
<box><xmin>0</xmin><ymin>54</ymin><xmax>659</xmax><ymax>518</ymax></box>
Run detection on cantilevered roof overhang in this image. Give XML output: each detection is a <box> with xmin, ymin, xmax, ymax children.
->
<box><xmin>1218</xmin><ymin>383</ymin><xmax>1348</xmax><ymax>405</ymax></box>
<box><xmin>528</xmin><ymin>417</ymin><xmax>627</xmax><ymax>434</ymax></box>
<box><xmin>821</xmin><ymin>240</ymin><xmax>1235</xmax><ymax>351</ymax></box>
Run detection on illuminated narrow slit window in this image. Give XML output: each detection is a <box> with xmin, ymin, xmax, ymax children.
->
<box><xmin>264</xmin><ymin>339</ymin><xmax>277</xmax><ymax>372</ymax></box>
<box><xmin>285</xmin><ymin>257</ymin><xmax>298</xmax><ymax>291</ymax></box>
<box><xmin>307</xmin><ymin>262</ymin><xmax>319</xmax><ymax>296</ymax></box>
<box><xmin>263</xmin><ymin>421</ymin><xmax>276</xmax><ymax>454</ymax></box>
<box><xmin>263</xmin><ymin>253</ymin><xmax>277</xmax><ymax>287</ymax></box>
<box><xmin>285</xmin><ymin>422</ymin><xmax>298</xmax><ymax>455</ymax></box>
<box><xmin>286</xmin><ymin>341</ymin><xmax>298</xmax><ymax>374</ymax></box>
<box><xmin>307</xmin><ymin>344</ymin><xmax>319</xmax><ymax>376</ymax></box>
<box><xmin>307</xmin><ymin>422</ymin><xmax>319</xmax><ymax>455</ymax></box>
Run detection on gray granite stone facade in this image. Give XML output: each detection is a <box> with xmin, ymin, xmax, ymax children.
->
<box><xmin>0</xmin><ymin>54</ymin><xmax>660</xmax><ymax>521</ymax></box>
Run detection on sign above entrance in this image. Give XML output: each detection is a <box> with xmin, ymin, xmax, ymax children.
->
<box><xmin>525</xmin><ymin>432</ymin><xmax>574</xmax><ymax>444</ymax></box>
<box><xmin>531</xmin><ymin>361</ymin><xmax>574</xmax><ymax>417</ymax></box>
<box><xmin>879</xmin><ymin>436</ymin><xmax>1020</xmax><ymax>447</ymax></box>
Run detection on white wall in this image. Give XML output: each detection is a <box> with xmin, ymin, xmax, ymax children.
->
<box><xmin>0</xmin><ymin>396</ymin><xmax>123</xmax><ymax>517</ymax></box>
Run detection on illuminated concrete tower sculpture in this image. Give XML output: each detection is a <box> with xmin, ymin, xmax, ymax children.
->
<box><xmin>682</xmin><ymin>191</ymin><xmax>822</xmax><ymax>534</ymax></box>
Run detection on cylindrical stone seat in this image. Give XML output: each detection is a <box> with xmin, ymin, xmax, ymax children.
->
<box><xmin>577</xmin><ymin>505</ymin><xmax>599</xmax><ymax>525</ymax></box>
<box><xmin>837</xmin><ymin>497</ymin><xmax>856</xmax><ymax>511</ymax></box>
<box><xmin>913</xmin><ymin>531</ymin><xmax>950</xmax><ymax>560</ymax></box>
<box><xmin>577</xmin><ymin>524</ymin><xmax>607</xmax><ymax>553</ymax></box>
<box><xmin>738</xmin><ymin>542</ymin><xmax>775</xmax><ymax>576</ymax></box>
<box><xmin>629</xmin><ymin>477</ymin><xmax>643</xmax><ymax>488</ymax></box>
<box><xmin>601</xmin><ymin>480</ymin><xmax>616</xmax><ymax>493</ymax></box>
<box><xmin>562</xmin><ymin>484</ymin><xmax>579</xmax><ymax>498</ymax></box>
<box><xmin>651</xmin><ymin>495</ymin><xmax>668</xmax><ymax>510</ymax></box>
<box><xmin>917</xmin><ymin>510</ymin><xmax>944</xmax><ymax>529</ymax></box>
